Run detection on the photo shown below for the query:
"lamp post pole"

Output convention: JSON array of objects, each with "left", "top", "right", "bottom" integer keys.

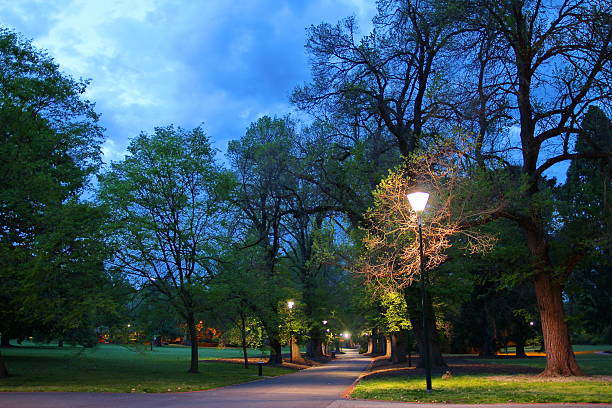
[
  {"left": 417, "top": 214, "right": 432, "bottom": 391},
  {"left": 287, "top": 301, "right": 294, "bottom": 363},
  {"left": 408, "top": 191, "right": 432, "bottom": 392},
  {"left": 322, "top": 320, "right": 328, "bottom": 356}
]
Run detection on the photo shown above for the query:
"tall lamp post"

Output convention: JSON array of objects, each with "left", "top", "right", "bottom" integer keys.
[
  {"left": 322, "top": 320, "right": 328, "bottom": 356},
  {"left": 407, "top": 190, "right": 432, "bottom": 392},
  {"left": 287, "top": 301, "right": 294, "bottom": 363}
]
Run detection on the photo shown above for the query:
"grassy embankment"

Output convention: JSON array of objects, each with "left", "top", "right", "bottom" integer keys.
[
  {"left": 0, "top": 342, "right": 293, "bottom": 393},
  {"left": 351, "top": 345, "right": 612, "bottom": 404}
]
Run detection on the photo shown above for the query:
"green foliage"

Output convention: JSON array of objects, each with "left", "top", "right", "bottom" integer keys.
[
  {"left": 22, "top": 201, "right": 114, "bottom": 346},
  {"left": 379, "top": 291, "right": 410, "bottom": 333},
  {"left": 220, "top": 317, "right": 265, "bottom": 350},
  {"left": 99, "top": 124, "right": 230, "bottom": 372},
  {"left": 556, "top": 106, "right": 612, "bottom": 343},
  {"left": 0, "top": 27, "right": 108, "bottom": 346},
  {"left": 99, "top": 124, "right": 228, "bottom": 315}
]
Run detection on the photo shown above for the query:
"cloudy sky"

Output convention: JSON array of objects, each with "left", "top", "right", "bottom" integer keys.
[{"left": 1, "top": 0, "right": 376, "bottom": 163}]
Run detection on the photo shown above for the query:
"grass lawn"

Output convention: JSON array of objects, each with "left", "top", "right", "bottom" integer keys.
[
  {"left": 480, "top": 345, "right": 612, "bottom": 375},
  {"left": 351, "top": 347, "right": 612, "bottom": 404},
  {"left": 0, "top": 343, "right": 293, "bottom": 393}
]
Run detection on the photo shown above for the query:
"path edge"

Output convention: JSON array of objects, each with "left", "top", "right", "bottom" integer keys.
[{"left": 341, "top": 354, "right": 376, "bottom": 399}]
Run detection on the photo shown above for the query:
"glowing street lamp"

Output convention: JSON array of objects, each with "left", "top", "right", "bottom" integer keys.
[
  {"left": 407, "top": 190, "right": 432, "bottom": 392},
  {"left": 287, "top": 301, "right": 294, "bottom": 363}
]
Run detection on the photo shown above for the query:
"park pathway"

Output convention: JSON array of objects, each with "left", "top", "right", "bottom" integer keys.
[
  {"left": 0, "top": 349, "right": 371, "bottom": 408},
  {"left": 2, "top": 350, "right": 611, "bottom": 408}
]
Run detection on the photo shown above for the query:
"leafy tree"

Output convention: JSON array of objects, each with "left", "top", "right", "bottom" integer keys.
[
  {"left": 227, "top": 116, "right": 297, "bottom": 364},
  {"left": 99, "top": 125, "right": 229, "bottom": 373},
  {"left": 0, "top": 28, "right": 104, "bottom": 376},
  {"left": 131, "top": 286, "right": 184, "bottom": 347},
  {"left": 359, "top": 139, "right": 502, "bottom": 365},
  {"left": 557, "top": 106, "right": 612, "bottom": 343},
  {"left": 293, "top": 0, "right": 468, "bottom": 157},
  {"left": 462, "top": 0, "right": 611, "bottom": 376},
  {"left": 206, "top": 244, "right": 271, "bottom": 368},
  {"left": 22, "top": 202, "right": 112, "bottom": 347},
  {"left": 292, "top": 1, "right": 471, "bottom": 367},
  {"left": 379, "top": 291, "right": 411, "bottom": 363}
]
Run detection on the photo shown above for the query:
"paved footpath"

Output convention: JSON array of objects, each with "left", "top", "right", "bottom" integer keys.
[
  {"left": 0, "top": 349, "right": 368, "bottom": 408},
  {"left": 1, "top": 350, "right": 610, "bottom": 408}
]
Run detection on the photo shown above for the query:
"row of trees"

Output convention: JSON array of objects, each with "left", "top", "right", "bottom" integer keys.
[
  {"left": 1, "top": 0, "right": 609, "bottom": 378},
  {"left": 291, "top": 0, "right": 610, "bottom": 376}
]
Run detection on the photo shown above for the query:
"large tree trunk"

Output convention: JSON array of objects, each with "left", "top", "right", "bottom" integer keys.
[
  {"left": 405, "top": 288, "right": 447, "bottom": 367},
  {"left": 366, "top": 335, "right": 373, "bottom": 354},
  {"left": 525, "top": 227, "right": 582, "bottom": 376},
  {"left": 186, "top": 314, "right": 199, "bottom": 373},
  {"left": 240, "top": 313, "right": 249, "bottom": 368},
  {"left": 0, "top": 335, "right": 10, "bottom": 348},
  {"left": 371, "top": 328, "right": 382, "bottom": 354},
  {"left": 306, "top": 332, "right": 324, "bottom": 359},
  {"left": 533, "top": 272, "right": 583, "bottom": 376},
  {"left": 478, "top": 305, "right": 497, "bottom": 357},
  {"left": 390, "top": 332, "right": 407, "bottom": 364},
  {"left": 384, "top": 336, "right": 392, "bottom": 359},
  {"left": 291, "top": 337, "right": 304, "bottom": 363},
  {"left": 0, "top": 352, "right": 7, "bottom": 378},
  {"left": 514, "top": 319, "right": 528, "bottom": 358},
  {"left": 515, "top": 339, "right": 527, "bottom": 358},
  {"left": 268, "top": 337, "right": 283, "bottom": 364}
]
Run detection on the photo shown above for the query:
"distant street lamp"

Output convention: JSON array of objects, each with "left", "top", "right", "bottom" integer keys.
[
  {"left": 343, "top": 332, "right": 351, "bottom": 348},
  {"left": 407, "top": 190, "right": 432, "bottom": 392},
  {"left": 287, "top": 301, "right": 294, "bottom": 363},
  {"left": 322, "top": 320, "right": 328, "bottom": 355}
]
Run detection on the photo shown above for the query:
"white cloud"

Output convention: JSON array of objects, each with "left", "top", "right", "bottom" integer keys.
[
  {"left": 101, "top": 138, "right": 127, "bottom": 163},
  {"left": 2, "top": 0, "right": 378, "bottom": 157}
]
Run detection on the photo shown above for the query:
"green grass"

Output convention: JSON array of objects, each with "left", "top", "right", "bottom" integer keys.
[
  {"left": 0, "top": 343, "right": 293, "bottom": 393},
  {"left": 352, "top": 375, "right": 611, "bottom": 404},
  {"left": 573, "top": 344, "right": 612, "bottom": 352},
  {"left": 351, "top": 350, "right": 612, "bottom": 404},
  {"left": 479, "top": 347, "right": 612, "bottom": 375}
]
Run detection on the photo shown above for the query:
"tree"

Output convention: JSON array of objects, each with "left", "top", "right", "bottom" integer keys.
[
  {"left": 557, "top": 106, "right": 611, "bottom": 343},
  {"left": 227, "top": 116, "right": 297, "bottom": 364},
  {"left": 99, "top": 125, "right": 229, "bottom": 373},
  {"left": 360, "top": 139, "right": 501, "bottom": 365},
  {"left": 0, "top": 27, "right": 104, "bottom": 361},
  {"left": 292, "top": 0, "right": 471, "bottom": 366},
  {"left": 0, "top": 350, "right": 6, "bottom": 378},
  {"left": 131, "top": 286, "right": 184, "bottom": 347},
  {"left": 206, "top": 245, "right": 270, "bottom": 368},
  {"left": 293, "top": 0, "right": 468, "bottom": 157},
  {"left": 22, "top": 202, "right": 112, "bottom": 347},
  {"left": 463, "top": 0, "right": 611, "bottom": 376}
]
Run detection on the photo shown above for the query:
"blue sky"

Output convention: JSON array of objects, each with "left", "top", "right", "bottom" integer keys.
[{"left": 1, "top": 0, "right": 376, "bottom": 163}]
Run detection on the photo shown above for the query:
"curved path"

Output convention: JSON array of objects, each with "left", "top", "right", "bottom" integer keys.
[
  {"left": 0, "top": 349, "right": 370, "bottom": 408},
  {"left": 2, "top": 350, "right": 611, "bottom": 408}
]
